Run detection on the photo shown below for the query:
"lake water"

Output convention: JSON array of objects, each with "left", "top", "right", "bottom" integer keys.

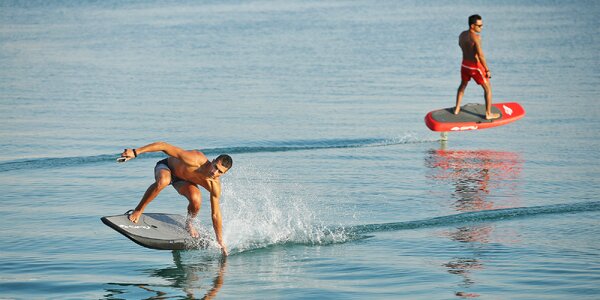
[{"left": 1, "top": 1, "right": 599, "bottom": 299}]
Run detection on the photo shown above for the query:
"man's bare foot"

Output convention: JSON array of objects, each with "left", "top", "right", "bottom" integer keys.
[
  {"left": 186, "top": 222, "right": 200, "bottom": 238},
  {"left": 486, "top": 112, "right": 500, "bottom": 120},
  {"left": 454, "top": 107, "right": 461, "bottom": 115},
  {"left": 129, "top": 210, "right": 142, "bottom": 223}
]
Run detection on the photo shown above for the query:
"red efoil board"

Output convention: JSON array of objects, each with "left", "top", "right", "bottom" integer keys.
[{"left": 425, "top": 102, "right": 525, "bottom": 132}]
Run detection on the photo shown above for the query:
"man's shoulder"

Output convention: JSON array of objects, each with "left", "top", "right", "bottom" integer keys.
[
  {"left": 207, "top": 178, "right": 222, "bottom": 195},
  {"left": 459, "top": 30, "right": 470, "bottom": 37},
  {"left": 190, "top": 149, "right": 207, "bottom": 156},
  {"left": 189, "top": 149, "right": 209, "bottom": 162},
  {"left": 468, "top": 30, "right": 480, "bottom": 40}
]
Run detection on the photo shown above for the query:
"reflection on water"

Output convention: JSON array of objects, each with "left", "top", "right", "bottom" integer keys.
[
  {"left": 447, "top": 226, "right": 494, "bottom": 244},
  {"left": 444, "top": 256, "right": 484, "bottom": 295},
  {"left": 426, "top": 147, "right": 523, "bottom": 211},
  {"left": 425, "top": 146, "right": 523, "bottom": 298},
  {"left": 105, "top": 251, "right": 226, "bottom": 299}
]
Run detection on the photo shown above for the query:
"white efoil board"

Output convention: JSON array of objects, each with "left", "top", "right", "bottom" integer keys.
[{"left": 101, "top": 212, "right": 208, "bottom": 250}]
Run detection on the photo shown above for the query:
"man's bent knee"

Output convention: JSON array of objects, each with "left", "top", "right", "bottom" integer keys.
[
  {"left": 187, "top": 197, "right": 201, "bottom": 215},
  {"left": 153, "top": 168, "right": 172, "bottom": 188},
  {"left": 188, "top": 191, "right": 202, "bottom": 208},
  {"left": 155, "top": 175, "right": 171, "bottom": 189},
  {"left": 178, "top": 185, "right": 202, "bottom": 213}
]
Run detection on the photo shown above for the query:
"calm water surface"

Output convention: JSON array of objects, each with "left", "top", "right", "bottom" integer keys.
[{"left": 1, "top": 1, "right": 599, "bottom": 299}]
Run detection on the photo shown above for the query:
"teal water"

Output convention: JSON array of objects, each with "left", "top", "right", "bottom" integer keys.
[{"left": 1, "top": 1, "right": 599, "bottom": 299}]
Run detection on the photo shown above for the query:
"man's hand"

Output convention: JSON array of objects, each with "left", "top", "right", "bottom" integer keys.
[
  {"left": 118, "top": 148, "right": 137, "bottom": 162},
  {"left": 117, "top": 149, "right": 136, "bottom": 162},
  {"left": 486, "top": 70, "right": 492, "bottom": 79},
  {"left": 220, "top": 243, "right": 228, "bottom": 256}
]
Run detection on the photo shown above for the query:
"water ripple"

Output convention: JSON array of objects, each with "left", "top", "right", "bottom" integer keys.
[{"left": 0, "top": 135, "right": 434, "bottom": 173}]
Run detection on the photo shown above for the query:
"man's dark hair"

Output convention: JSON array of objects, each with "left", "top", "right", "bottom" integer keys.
[
  {"left": 468, "top": 14, "right": 482, "bottom": 26},
  {"left": 216, "top": 154, "right": 233, "bottom": 169}
]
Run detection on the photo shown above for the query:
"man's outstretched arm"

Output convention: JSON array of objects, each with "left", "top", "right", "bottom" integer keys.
[{"left": 121, "top": 141, "right": 207, "bottom": 167}]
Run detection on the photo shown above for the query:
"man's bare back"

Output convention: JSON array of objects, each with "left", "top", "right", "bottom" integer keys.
[{"left": 459, "top": 30, "right": 480, "bottom": 63}]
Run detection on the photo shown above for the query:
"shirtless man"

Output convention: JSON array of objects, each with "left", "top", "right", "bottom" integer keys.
[
  {"left": 119, "top": 142, "right": 232, "bottom": 256},
  {"left": 455, "top": 14, "right": 500, "bottom": 120}
]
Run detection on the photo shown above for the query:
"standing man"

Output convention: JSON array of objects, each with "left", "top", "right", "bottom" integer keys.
[
  {"left": 454, "top": 14, "right": 500, "bottom": 120},
  {"left": 120, "top": 141, "right": 232, "bottom": 256}
]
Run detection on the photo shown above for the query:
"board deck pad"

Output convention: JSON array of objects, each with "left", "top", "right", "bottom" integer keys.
[
  {"left": 101, "top": 212, "right": 209, "bottom": 250},
  {"left": 424, "top": 102, "right": 525, "bottom": 132},
  {"left": 431, "top": 104, "right": 501, "bottom": 123}
]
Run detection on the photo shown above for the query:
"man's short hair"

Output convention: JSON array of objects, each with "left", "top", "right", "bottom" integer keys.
[
  {"left": 468, "top": 14, "right": 482, "bottom": 26},
  {"left": 216, "top": 154, "right": 233, "bottom": 169}
]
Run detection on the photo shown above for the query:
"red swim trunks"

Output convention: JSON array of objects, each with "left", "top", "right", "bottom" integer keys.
[{"left": 461, "top": 60, "right": 488, "bottom": 85}]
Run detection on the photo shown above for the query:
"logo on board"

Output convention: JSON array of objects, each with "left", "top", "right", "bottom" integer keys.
[
  {"left": 503, "top": 105, "right": 513, "bottom": 116},
  {"left": 119, "top": 224, "right": 151, "bottom": 230},
  {"left": 451, "top": 126, "right": 478, "bottom": 131}
]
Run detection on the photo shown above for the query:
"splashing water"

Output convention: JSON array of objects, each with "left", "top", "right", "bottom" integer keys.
[{"left": 219, "top": 164, "right": 353, "bottom": 254}]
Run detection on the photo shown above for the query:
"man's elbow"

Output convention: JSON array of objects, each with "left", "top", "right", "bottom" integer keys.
[{"left": 150, "top": 141, "right": 168, "bottom": 150}]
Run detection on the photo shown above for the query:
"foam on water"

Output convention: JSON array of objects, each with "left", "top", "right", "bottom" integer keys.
[{"left": 219, "top": 164, "right": 353, "bottom": 254}]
